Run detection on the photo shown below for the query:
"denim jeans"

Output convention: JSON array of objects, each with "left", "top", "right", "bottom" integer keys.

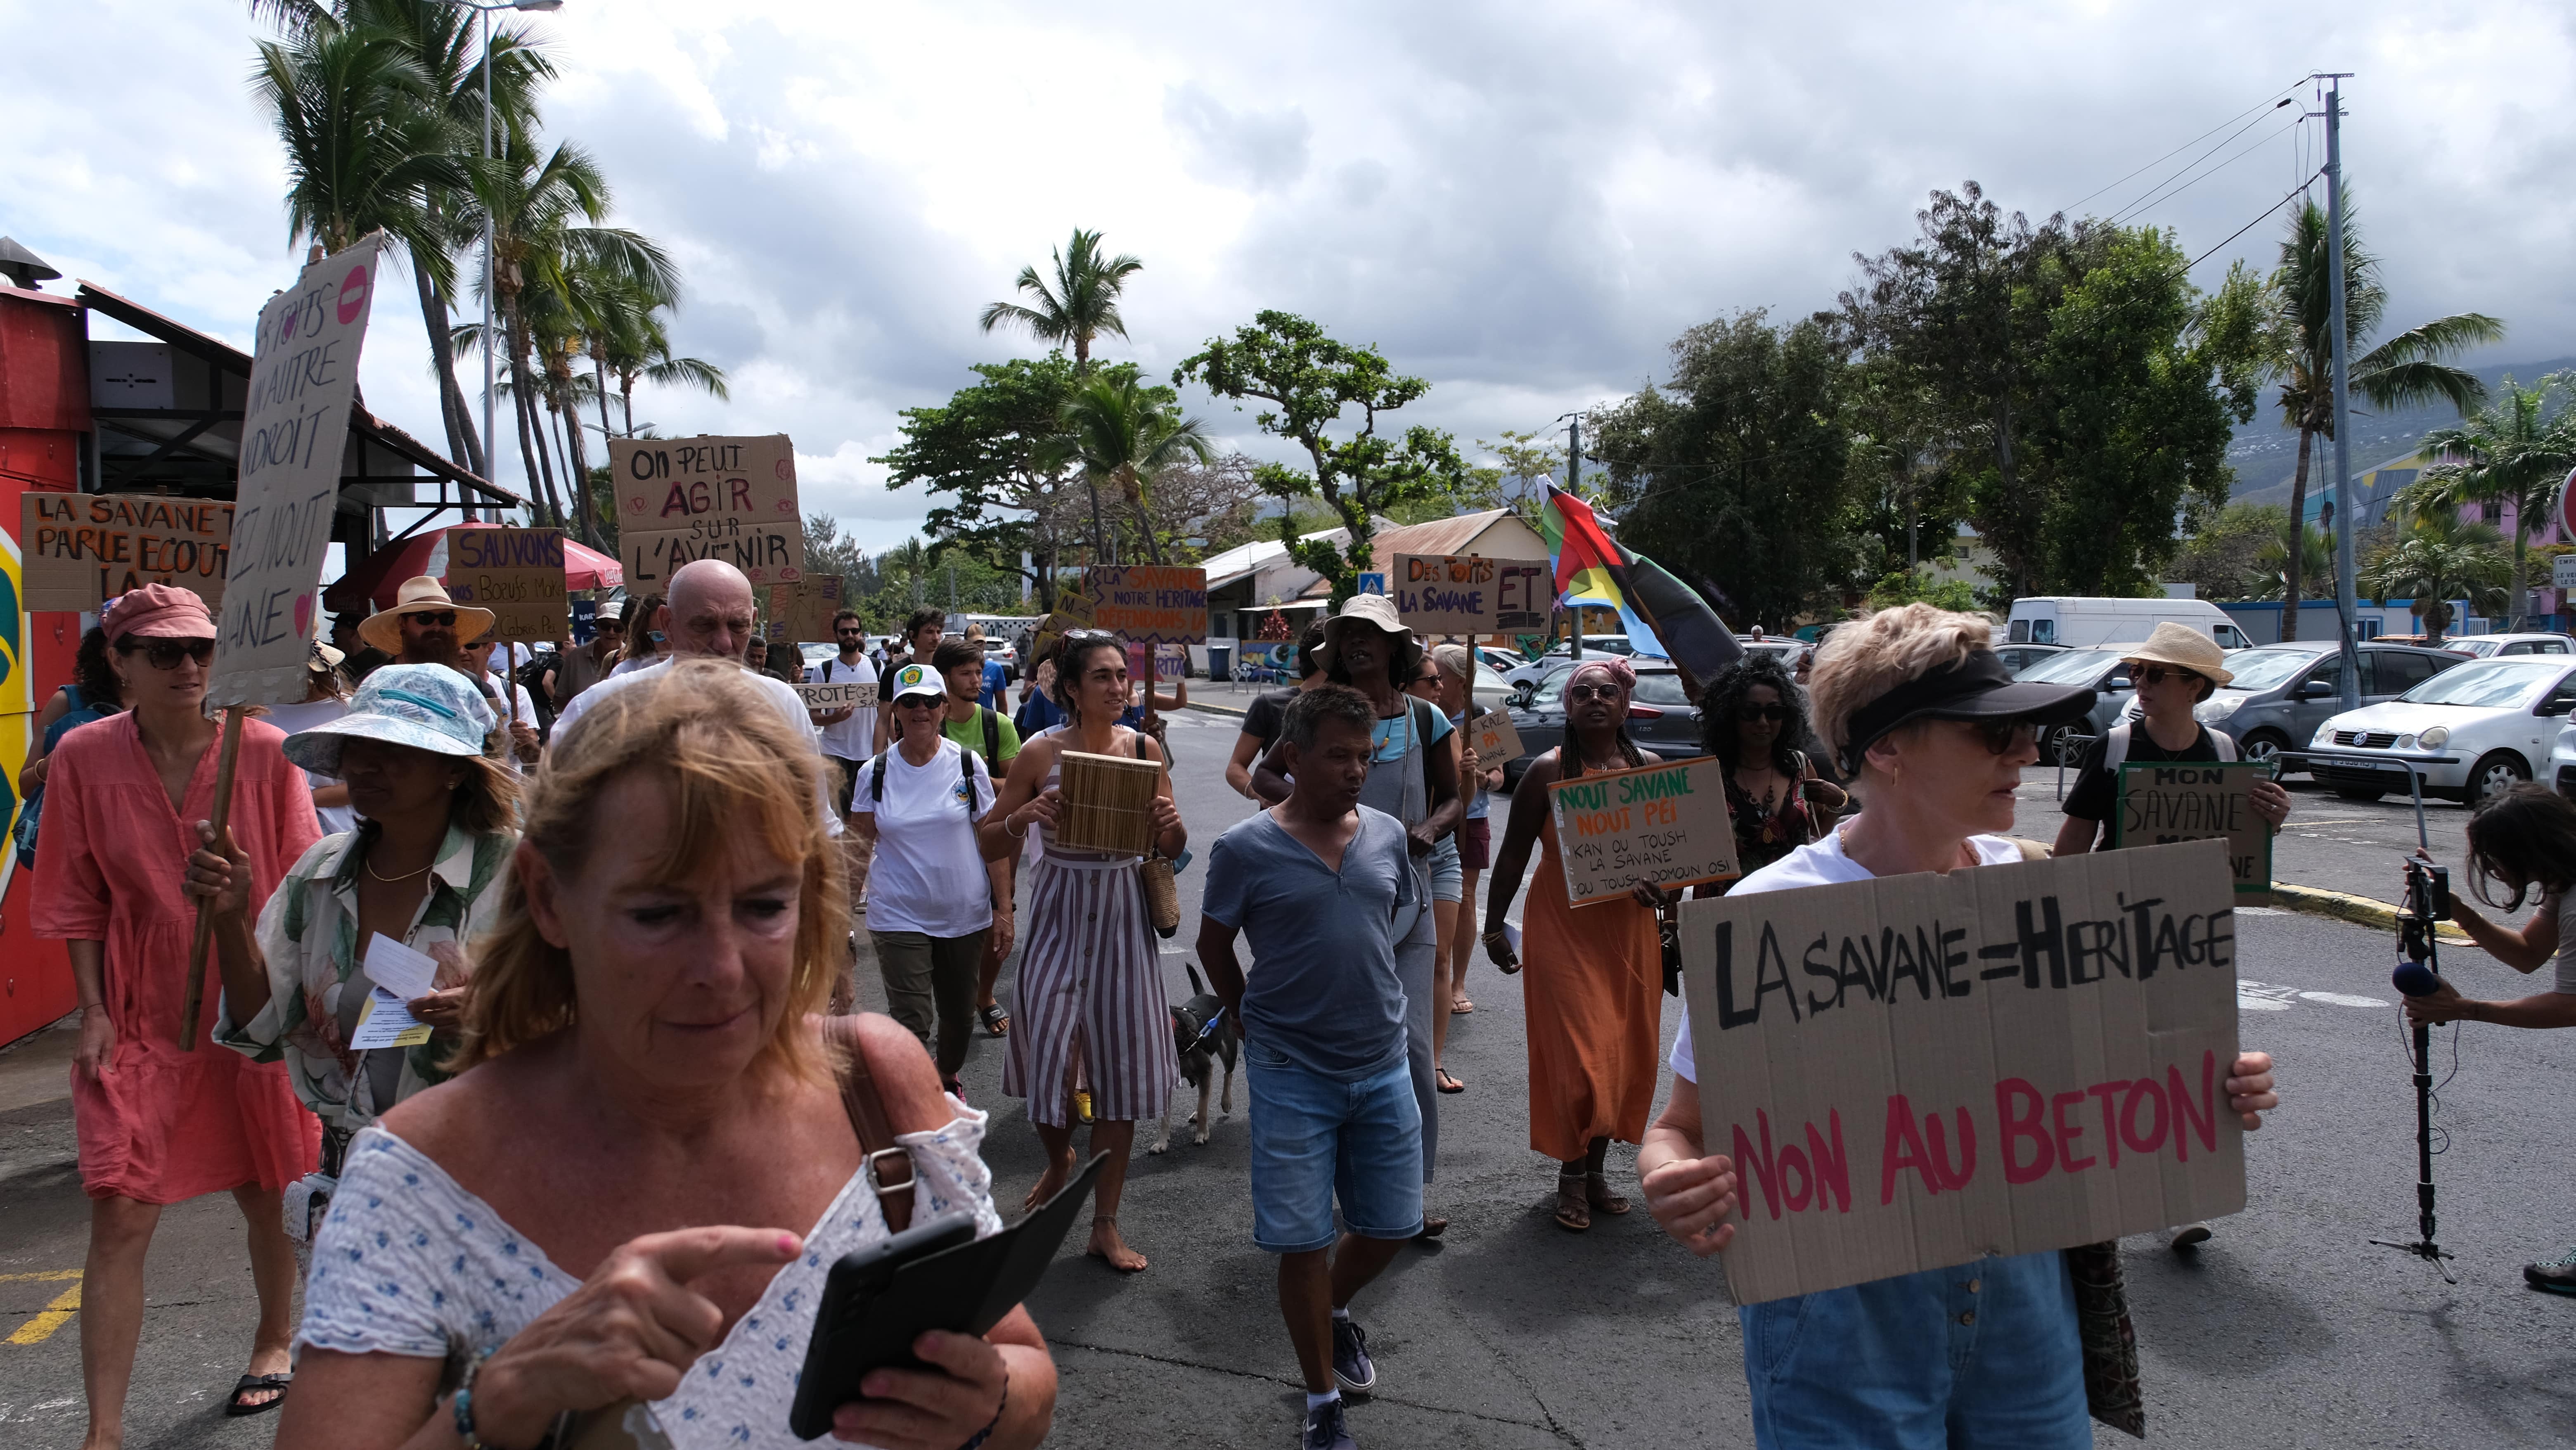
[
  {"left": 1737, "top": 1249, "right": 2089, "bottom": 1449},
  {"left": 1243, "top": 1039, "right": 1422, "bottom": 1253}
]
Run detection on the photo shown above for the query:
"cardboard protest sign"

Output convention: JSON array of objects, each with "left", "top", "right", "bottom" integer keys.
[
  {"left": 1548, "top": 756, "right": 1740, "bottom": 905},
  {"left": 440, "top": 527, "right": 568, "bottom": 643},
  {"left": 2112, "top": 762, "right": 2275, "bottom": 905},
  {"left": 795, "top": 679, "right": 877, "bottom": 712},
  {"left": 1394, "top": 553, "right": 1549, "bottom": 636},
  {"left": 608, "top": 434, "right": 805, "bottom": 590},
  {"left": 209, "top": 235, "right": 386, "bottom": 708},
  {"left": 1466, "top": 709, "right": 1524, "bottom": 771},
  {"left": 1676, "top": 838, "right": 2246, "bottom": 1305},
  {"left": 768, "top": 575, "right": 845, "bottom": 643},
  {"left": 1083, "top": 565, "right": 1208, "bottom": 644},
  {"left": 23, "top": 494, "right": 234, "bottom": 612}
]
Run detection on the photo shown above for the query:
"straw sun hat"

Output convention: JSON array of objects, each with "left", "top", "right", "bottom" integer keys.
[
  {"left": 358, "top": 574, "right": 495, "bottom": 654},
  {"left": 2120, "top": 621, "right": 2234, "bottom": 687}
]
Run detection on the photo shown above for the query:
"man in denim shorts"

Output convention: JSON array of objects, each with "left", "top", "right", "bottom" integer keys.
[{"left": 1199, "top": 685, "right": 1421, "bottom": 1450}]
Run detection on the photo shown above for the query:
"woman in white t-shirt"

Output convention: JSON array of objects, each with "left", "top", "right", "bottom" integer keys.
[{"left": 855, "top": 663, "right": 1004, "bottom": 1096}]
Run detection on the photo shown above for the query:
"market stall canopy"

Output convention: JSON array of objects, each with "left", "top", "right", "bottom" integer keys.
[{"left": 325, "top": 524, "right": 620, "bottom": 614}]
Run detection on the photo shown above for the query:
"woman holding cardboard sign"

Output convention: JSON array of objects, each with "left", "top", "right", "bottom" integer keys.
[
  {"left": 1482, "top": 656, "right": 1667, "bottom": 1233},
  {"left": 978, "top": 631, "right": 1186, "bottom": 1273},
  {"left": 1636, "top": 604, "right": 2282, "bottom": 1448}
]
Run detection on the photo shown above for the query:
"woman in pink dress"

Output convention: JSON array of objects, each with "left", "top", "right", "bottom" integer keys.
[{"left": 33, "top": 583, "right": 322, "bottom": 1438}]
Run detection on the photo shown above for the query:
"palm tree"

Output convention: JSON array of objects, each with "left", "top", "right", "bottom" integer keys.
[
  {"left": 979, "top": 229, "right": 1142, "bottom": 372},
  {"left": 576, "top": 270, "right": 727, "bottom": 442},
  {"left": 2254, "top": 517, "right": 2332, "bottom": 602},
  {"left": 2263, "top": 191, "right": 2505, "bottom": 638},
  {"left": 1054, "top": 374, "right": 1214, "bottom": 565},
  {"left": 2401, "top": 374, "right": 2576, "bottom": 628},
  {"left": 2361, "top": 505, "right": 2511, "bottom": 644}
]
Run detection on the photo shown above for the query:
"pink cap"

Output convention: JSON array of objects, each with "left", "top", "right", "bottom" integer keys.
[{"left": 101, "top": 583, "right": 214, "bottom": 642}]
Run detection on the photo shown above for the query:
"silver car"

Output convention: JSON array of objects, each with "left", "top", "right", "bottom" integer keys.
[{"left": 2190, "top": 640, "right": 2464, "bottom": 773}]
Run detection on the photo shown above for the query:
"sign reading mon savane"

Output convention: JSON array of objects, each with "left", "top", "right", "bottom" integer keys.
[
  {"left": 209, "top": 235, "right": 385, "bottom": 708},
  {"left": 441, "top": 527, "right": 568, "bottom": 642},
  {"left": 2112, "top": 762, "right": 2274, "bottom": 905},
  {"left": 1676, "top": 838, "right": 2246, "bottom": 1304},
  {"left": 1393, "top": 553, "right": 1548, "bottom": 636},
  {"left": 609, "top": 434, "right": 805, "bottom": 589},
  {"left": 22, "top": 493, "right": 234, "bottom": 612},
  {"left": 1548, "top": 756, "right": 1740, "bottom": 905}
]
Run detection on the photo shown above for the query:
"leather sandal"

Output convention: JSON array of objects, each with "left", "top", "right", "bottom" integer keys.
[
  {"left": 1553, "top": 1170, "right": 1590, "bottom": 1232},
  {"left": 1585, "top": 1170, "right": 1631, "bottom": 1215}
]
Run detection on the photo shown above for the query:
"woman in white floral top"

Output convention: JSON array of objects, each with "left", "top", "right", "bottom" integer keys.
[
  {"left": 208, "top": 664, "right": 520, "bottom": 1150},
  {"left": 237, "top": 660, "right": 1057, "bottom": 1450}
]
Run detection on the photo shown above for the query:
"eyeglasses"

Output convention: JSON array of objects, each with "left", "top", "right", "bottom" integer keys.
[
  {"left": 128, "top": 637, "right": 217, "bottom": 670},
  {"left": 406, "top": 611, "right": 458, "bottom": 628},
  {"left": 1566, "top": 683, "right": 1625, "bottom": 703},
  {"left": 836, "top": 626, "right": 866, "bottom": 636},
  {"left": 1737, "top": 703, "right": 1791, "bottom": 723},
  {"left": 2134, "top": 664, "right": 2204, "bottom": 687},
  {"left": 597, "top": 620, "right": 625, "bottom": 632}
]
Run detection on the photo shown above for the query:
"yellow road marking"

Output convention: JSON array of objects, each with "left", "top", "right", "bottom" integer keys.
[
  {"left": 0, "top": 1270, "right": 83, "bottom": 1283},
  {"left": 8, "top": 1283, "right": 81, "bottom": 1345}
]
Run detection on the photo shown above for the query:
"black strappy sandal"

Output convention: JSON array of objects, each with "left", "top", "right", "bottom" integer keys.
[{"left": 225, "top": 1372, "right": 291, "bottom": 1417}]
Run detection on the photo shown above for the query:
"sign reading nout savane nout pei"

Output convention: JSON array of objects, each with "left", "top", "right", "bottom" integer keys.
[
  {"left": 1548, "top": 756, "right": 1740, "bottom": 905},
  {"left": 609, "top": 434, "right": 805, "bottom": 589},
  {"left": 1676, "top": 838, "right": 2246, "bottom": 1305}
]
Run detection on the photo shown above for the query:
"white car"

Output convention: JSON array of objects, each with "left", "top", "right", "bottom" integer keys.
[
  {"left": 2306, "top": 657, "right": 2576, "bottom": 804},
  {"left": 2445, "top": 632, "right": 2574, "bottom": 659}
]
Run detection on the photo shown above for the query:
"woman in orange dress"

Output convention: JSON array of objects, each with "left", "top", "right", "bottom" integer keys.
[
  {"left": 1480, "top": 657, "right": 1666, "bottom": 1232},
  {"left": 33, "top": 584, "right": 322, "bottom": 1434}
]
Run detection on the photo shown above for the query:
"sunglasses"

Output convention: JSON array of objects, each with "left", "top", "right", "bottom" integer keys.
[
  {"left": 597, "top": 618, "right": 626, "bottom": 631},
  {"left": 1958, "top": 716, "right": 2042, "bottom": 756},
  {"left": 405, "top": 611, "right": 459, "bottom": 628},
  {"left": 1060, "top": 628, "right": 1116, "bottom": 642},
  {"left": 1566, "top": 683, "right": 1625, "bottom": 703},
  {"left": 1737, "top": 703, "right": 1791, "bottom": 723},
  {"left": 836, "top": 627, "right": 866, "bottom": 635},
  {"left": 126, "top": 637, "right": 217, "bottom": 670},
  {"left": 2133, "top": 664, "right": 2205, "bottom": 687}
]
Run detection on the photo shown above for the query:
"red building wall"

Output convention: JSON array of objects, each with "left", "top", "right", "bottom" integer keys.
[{"left": 0, "top": 284, "right": 91, "bottom": 1047}]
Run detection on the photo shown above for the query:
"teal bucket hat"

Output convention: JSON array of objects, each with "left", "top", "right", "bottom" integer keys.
[{"left": 281, "top": 663, "right": 497, "bottom": 777}]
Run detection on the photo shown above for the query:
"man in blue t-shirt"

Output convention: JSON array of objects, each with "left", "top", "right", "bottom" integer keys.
[{"left": 1199, "top": 684, "right": 1419, "bottom": 1450}]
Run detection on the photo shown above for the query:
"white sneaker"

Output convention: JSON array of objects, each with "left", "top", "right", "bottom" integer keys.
[{"left": 2168, "top": 1222, "right": 2211, "bottom": 1251}]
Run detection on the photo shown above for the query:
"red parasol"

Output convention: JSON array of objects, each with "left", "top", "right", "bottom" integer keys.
[{"left": 324, "top": 526, "right": 622, "bottom": 616}]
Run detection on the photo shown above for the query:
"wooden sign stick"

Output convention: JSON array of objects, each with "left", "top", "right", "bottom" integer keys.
[{"left": 179, "top": 706, "right": 246, "bottom": 1051}]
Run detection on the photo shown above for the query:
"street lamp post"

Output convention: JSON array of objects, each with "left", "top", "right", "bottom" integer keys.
[{"left": 455, "top": 0, "right": 561, "bottom": 525}]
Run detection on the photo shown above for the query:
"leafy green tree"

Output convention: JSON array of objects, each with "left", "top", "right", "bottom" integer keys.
[
  {"left": 979, "top": 228, "right": 1142, "bottom": 372},
  {"left": 876, "top": 355, "right": 1095, "bottom": 609},
  {"left": 2261, "top": 192, "right": 2504, "bottom": 637},
  {"left": 2171, "top": 502, "right": 2290, "bottom": 601},
  {"left": 2361, "top": 504, "right": 2510, "bottom": 643},
  {"left": 1586, "top": 310, "right": 1860, "bottom": 628},
  {"left": 1838, "top": 355, "right": 1966, "bottom": 578},
  {"left": 1866, "top": 569, "right": 1979, "bottom": 613},
  {"left": 2254, "top": 515, "right": 2332, "bottom": 601},
  {"left": 1174, "top": 311, "right": 1470, "bottom": 604},
  {"left": 1054, "top": 372, "right": 1214, "bottom": 566},
  {"left": 2401, "top": 374, "right": 2576, "bottom": 627}
]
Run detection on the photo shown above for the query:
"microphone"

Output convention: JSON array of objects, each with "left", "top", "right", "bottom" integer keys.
[{"left": 2391, "top": 959, "right": 2441, "bottom": 997}]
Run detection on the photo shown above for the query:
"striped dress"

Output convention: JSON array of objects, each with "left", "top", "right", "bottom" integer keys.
[{"left": 1001, "top": 728, "right": 1176, "bottom": 1127}]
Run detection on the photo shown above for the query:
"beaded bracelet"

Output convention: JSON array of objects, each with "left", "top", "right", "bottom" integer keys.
[
  {"left": 958, "top": 1374, "right": 1010, "bottom": 1450},
  {"left": 452, "top": 1348, "right": 496, "bottom": 1449}
]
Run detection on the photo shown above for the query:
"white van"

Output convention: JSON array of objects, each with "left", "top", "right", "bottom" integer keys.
[{"left": 2005, "top": 597, "right": 2253, "bottom": 651}]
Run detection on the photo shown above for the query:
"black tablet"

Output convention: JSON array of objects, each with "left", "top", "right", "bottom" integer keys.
[{"left": 787, "top": 1152, "right": 1108, "bottom": 1441}]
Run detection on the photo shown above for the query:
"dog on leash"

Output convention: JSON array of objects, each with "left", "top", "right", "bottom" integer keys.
[{"left": 1150, "top": 962, "right": 1239, "bottom": 1154}]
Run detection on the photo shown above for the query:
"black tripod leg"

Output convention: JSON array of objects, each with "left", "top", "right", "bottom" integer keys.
[{"left": 2413, "top": 1020, "right": 2437, "bottom": 1247}]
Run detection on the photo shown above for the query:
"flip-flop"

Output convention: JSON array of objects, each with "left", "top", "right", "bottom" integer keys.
[
  {"left": 980, "top": 1004, "right": 1010, "bottom": 1037},
  {"left": 1435, "top": 1068, "right": 1466, "bottom": 1094},
  {"left": 1450, "top": 999, "right": 1475, "bottom": 1014},
  {"left": 225, "top": 1372, "right": 292, "bottom": 1417}
]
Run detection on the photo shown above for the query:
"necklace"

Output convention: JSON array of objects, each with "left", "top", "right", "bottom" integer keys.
[{"left": 364, "top": 851, "right": 436, "bottom": 884}]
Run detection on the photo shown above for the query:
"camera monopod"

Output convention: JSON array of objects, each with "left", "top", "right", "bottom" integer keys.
[{"left": 2287, "top": 748, "right": 2457, "bottom": 1281}]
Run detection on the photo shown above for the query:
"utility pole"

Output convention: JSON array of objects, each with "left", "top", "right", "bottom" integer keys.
[
  {"left": 2322, "top": 73, "right": 2361, "bottom": 711},
  {"left": 1558, "top": 411, "right": 1586, "bottom": 660}
]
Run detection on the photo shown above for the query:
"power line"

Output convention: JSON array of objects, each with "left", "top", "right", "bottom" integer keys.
[
  {"left": 2112, "top": 109, "right": 2304, "bottom": 226},
  {"left": 2059, "top": 78, "right": 2309, "bottom": 215},
  {"left": 2183, "top": 167, "right": 2325, "bottom": 272}
]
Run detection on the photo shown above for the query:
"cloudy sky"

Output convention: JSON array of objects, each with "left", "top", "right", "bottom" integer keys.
[{"left": 5, "top": 1, "right": 2571, "bottom": 551}]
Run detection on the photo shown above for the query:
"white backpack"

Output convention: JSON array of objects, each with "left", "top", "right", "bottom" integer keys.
[{"left": 2103, "top": 720, "right": 2236, "bottom": 771}]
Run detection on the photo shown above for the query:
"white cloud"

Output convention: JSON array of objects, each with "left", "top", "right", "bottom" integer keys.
[{"left": 5, "top": 0, "right": 2571, "bottom": 558}]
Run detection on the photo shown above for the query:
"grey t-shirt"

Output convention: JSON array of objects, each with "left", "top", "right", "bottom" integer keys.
[{"left": 1201, "top": 805, "right": 1415, "bottom": 1081}]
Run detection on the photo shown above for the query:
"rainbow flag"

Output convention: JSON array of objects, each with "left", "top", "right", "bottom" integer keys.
[{"left": 1537, "top": 483, "right": 1740, "bottom": 687}]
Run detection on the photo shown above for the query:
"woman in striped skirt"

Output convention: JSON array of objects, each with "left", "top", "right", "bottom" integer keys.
[{"left": 979, "top": 631, "right": 1187, "bottom": 1272}]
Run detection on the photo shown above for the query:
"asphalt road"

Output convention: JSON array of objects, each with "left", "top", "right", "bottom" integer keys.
[{"left": 3, "top": 706, "right": 2571, "bottom": 1448}]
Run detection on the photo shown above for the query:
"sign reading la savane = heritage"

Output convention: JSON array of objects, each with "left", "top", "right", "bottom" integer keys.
[
  {"left": 609, "top": 434, "right": 805, "bottom": 589},
  {"left": 1676, "top": 838, "right": 2247, "bottom": 1305},
  {"left": 1548, "top": 756, "right": 1740, "bottom": 906},
  {"left": 22, "top": 493, "right": 234, "bottom": 612},
  {"left": 1393, "top": 553, "right": 1549, "bottom": 636}
]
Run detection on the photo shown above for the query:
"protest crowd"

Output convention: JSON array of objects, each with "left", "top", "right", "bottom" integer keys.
[{"left": 45, "top": 543, "right": 2428, "bottom": 1450}]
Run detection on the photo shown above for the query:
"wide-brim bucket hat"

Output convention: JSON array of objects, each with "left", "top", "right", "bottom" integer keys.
[
  {"left": 2120, "top": 621, "right": 2235, "bottom": 687},
  {"left": 1317, "top": 592, "right": 1424, "bottom": 680},
  {"left": 282, "top": 663, "right": 497, "bottom": 777},
  {"left": 358, "top": 574, "right": 495, "bottom": 654}
]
